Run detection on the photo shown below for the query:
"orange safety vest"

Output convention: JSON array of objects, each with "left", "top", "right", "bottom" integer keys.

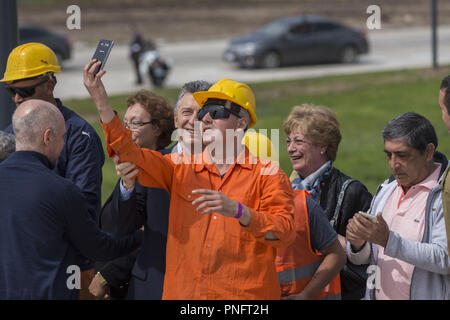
[{"left": 275, "top": 189, "right": 341, "bottom": 300}]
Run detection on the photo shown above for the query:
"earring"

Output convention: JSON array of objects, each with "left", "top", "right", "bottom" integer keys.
[{"left": 320, "top": 151, "right": 324, "bottom": 155}]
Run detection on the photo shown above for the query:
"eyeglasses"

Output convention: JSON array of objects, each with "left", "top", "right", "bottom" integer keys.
[
  {"left": 5, "top": 78, "right": 49, "bottom": 98},
  {"left": 197, "top": 104, "right": 242, "bottom": 121},
  {"left": 123, "top": 120, "right": 157, "bottom": 130},
  {"left": 286, "top": 138, "right": 312, "bottom": 147}
]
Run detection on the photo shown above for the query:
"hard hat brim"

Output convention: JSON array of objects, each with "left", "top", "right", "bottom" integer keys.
[{"left": 0, "top": 66, "right": 61, "bottom": 83}]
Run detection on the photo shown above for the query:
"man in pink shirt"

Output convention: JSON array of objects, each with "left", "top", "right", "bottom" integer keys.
[{"left": 346, "top": 112, "right": 450, "bottom": 300}]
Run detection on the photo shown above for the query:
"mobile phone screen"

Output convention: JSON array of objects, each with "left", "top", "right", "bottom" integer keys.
[
  {"left": 358, "top": 211, "right": 377, "bottom": 223},
  {"left": 92, "top": 40, "right": 114, "bottom": 75}
]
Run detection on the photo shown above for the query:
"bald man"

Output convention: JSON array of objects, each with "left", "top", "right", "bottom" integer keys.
[{"left": 0, "top": 99, "right": 142, "bottom": 300}]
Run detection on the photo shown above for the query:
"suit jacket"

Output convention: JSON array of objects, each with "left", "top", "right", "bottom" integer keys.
[
  {"left": 0, "top": 151, "right": 141, "bottom": 299},
  {"left": 95, "top": 146, "right": 173, "bottom": 299}
]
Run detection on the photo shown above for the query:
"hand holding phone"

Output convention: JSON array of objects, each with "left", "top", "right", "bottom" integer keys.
[
  {"left": 91, "top": 40, "right": 114, "bottom": 75},
  {"left": 357, "top": 211, "right": 378, "bottom": 223}
]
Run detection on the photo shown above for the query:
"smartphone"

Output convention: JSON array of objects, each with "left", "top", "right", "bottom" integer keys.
[
  {"left": 358, "top": 211, "right": 378, "bottom": 223},
  {"left": 91, "top": 39, "right": 114, "bottom": 75}
]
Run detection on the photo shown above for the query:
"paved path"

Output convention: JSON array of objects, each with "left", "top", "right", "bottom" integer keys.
[{"left": 54, "top": 25, "right": 450, "bottom": 100}]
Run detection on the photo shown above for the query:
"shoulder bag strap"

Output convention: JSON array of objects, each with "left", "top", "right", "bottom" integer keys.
[{"left": 330, "top": 178, "right": 355, "bottom": 229}]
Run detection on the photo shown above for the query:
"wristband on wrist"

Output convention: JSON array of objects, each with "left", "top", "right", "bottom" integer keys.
[{"left": 234, "top": 202, "right": 243, "bottom": 219}]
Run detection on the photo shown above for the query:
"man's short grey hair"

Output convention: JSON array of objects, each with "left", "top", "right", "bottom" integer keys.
[
  {"left": 0, "top": 131, "right": 15, "bottom": 162},
  {"left": 382, "top": 112, "right": 438, "bottom": 154},
  {"left": 174, "top": 80, "right": 212, "bottom": 114},
  {"left": 239, "top": 109, "right": 250, "bottom": 127},
  {"left": 12, "top": 101, "right": 61, "bottom": 148}
]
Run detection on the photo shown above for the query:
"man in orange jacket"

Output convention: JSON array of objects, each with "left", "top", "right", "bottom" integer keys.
[{"left": 83, "top": 59, "right": 295, "bottom": 300}]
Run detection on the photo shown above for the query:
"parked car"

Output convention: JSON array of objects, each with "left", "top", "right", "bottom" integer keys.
[
  {"left": 19, "top": 24, "right": 72, "bottom": 64},
  {"left": 223, "top": 15, "right": 369, "bottom": 68}
]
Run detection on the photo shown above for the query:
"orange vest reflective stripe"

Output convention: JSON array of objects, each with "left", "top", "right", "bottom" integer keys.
[{"left": 275, "top": 189, "right": 341, "bottom": 300}]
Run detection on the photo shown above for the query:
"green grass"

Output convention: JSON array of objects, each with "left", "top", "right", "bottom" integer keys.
[{"left": 65, "top": 66, "right": 450, "bottom": 204}]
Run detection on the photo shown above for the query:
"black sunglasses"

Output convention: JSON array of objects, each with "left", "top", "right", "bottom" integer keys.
[
  {"left": 197, "top": 100, "right": 243, "bottom": 121},
  {"left": 5, "top": 78, "right": 49, "bottom": 98}
]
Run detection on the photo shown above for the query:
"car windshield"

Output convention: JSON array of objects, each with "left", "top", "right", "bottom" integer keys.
[{"left": 255, "top": 20, "right": 290, "bottom": 37}]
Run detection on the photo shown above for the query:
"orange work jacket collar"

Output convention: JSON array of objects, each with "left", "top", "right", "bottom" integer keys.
[{"left": 193, "top": 147, "right": 254, "bottom": 173}]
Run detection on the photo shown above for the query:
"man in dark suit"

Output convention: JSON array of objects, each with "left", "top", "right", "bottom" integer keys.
[
  {"left": 0, "top": 99, "right": 141, "bottom": 299},
  {"left": 1, "top": 43, "right": 105, "bottom": 297}
]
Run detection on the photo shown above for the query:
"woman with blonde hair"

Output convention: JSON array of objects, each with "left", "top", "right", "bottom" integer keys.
[{"left": 281, "top": 104, "right": 372, "bottom": 300}]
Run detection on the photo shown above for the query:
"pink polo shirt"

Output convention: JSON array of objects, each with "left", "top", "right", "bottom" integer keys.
[{"left": 375, "top": 163, "right": 441, "bottom": 300}]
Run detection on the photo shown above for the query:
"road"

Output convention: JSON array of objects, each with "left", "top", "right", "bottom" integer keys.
[{"left": 55, "top": 25, "right": 450, "bottom": 100}]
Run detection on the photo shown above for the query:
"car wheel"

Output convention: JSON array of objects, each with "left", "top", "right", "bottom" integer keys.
[
  {"left": 261, "top": 51, "right": 281, "bottom": 68},
  {"left": 339, "top": 45, "right": 358, "bottom": 63},
  {"left": 241, "top": 56, "right": 257, "bottom": 69}
]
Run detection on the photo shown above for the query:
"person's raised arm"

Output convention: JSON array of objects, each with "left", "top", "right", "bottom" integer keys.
[
  {"left": 82, "top": 60, "right": 173, "bottom": 192},
  {"left": 83, "top": 59, "right": 115, "bottom": 124}
]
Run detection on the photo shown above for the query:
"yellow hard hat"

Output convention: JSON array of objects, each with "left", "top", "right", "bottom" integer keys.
[
  {"left": 193, "top": 78, "right": 258, "bottom": 127},
  {"left": 1, "top": 43, "right": 61, "bottom": 83},
  {"left": 242, "top": 131, "right": 278, "bottom": 162}
]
